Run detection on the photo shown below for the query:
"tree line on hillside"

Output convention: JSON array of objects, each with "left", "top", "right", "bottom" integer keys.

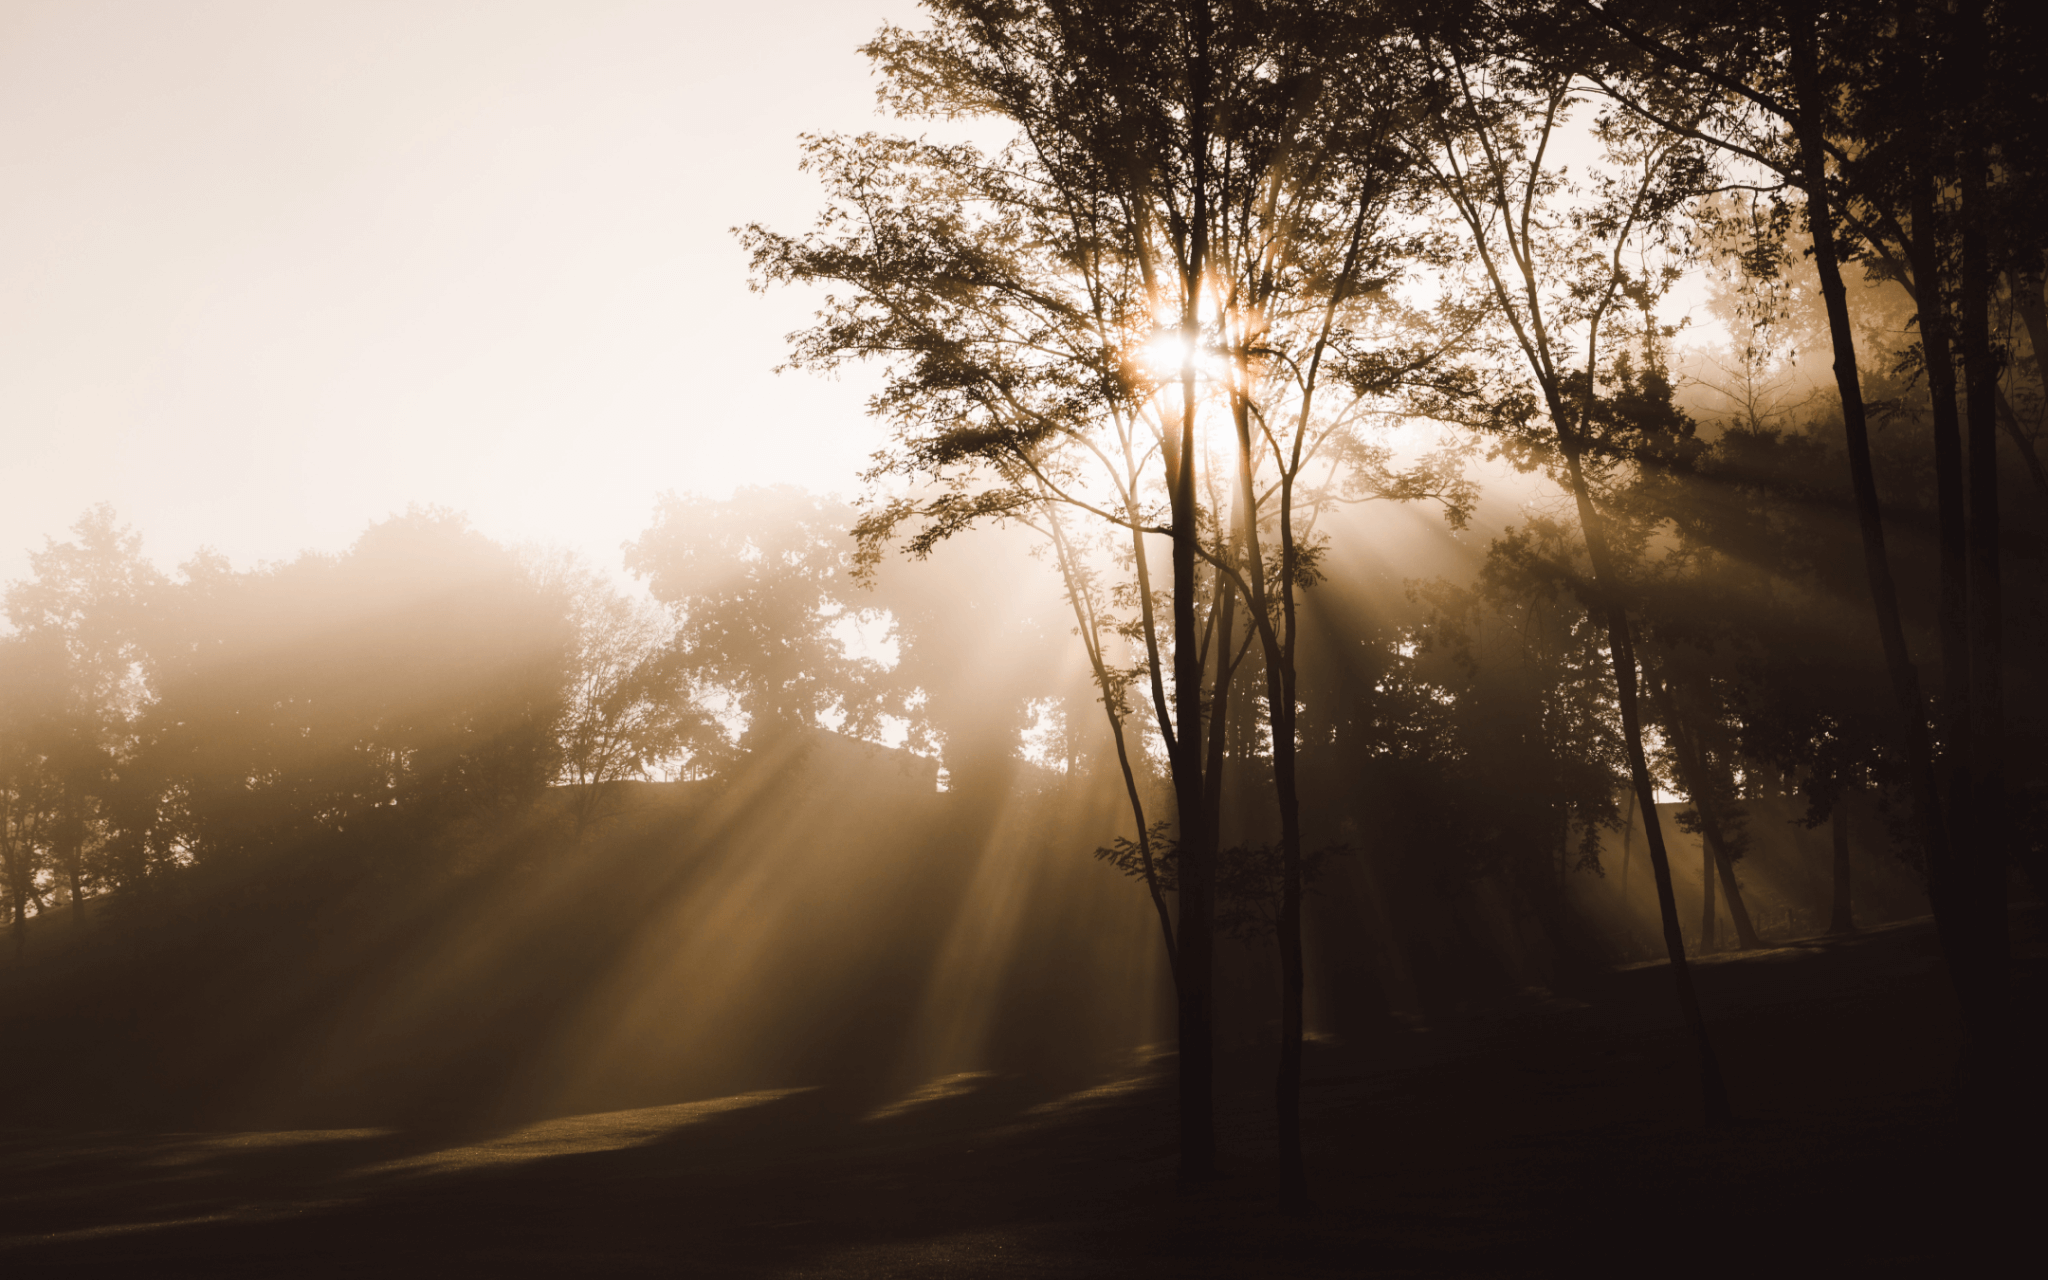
[{"left": 746, "top": 0, "right": 2047, "bottom": 1203}]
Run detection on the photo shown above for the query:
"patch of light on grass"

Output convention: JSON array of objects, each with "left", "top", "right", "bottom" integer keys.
[
  {"left": 1021, "top": 1075, "right": 1153, "bottom": 1118},
  {"left": 863, "top": 1071, "right": 995, "bottom": 1123},
  {"left": 352, "top": 1088, "right": 812, "bottom": 1180},
  {"left": 142, "top": 1127, "right": 395, "bottom": 1170}
]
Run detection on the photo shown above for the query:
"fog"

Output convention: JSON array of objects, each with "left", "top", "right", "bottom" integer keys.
[{"left": 2, "top": 2, "right": 2044, "bottom": 1275}]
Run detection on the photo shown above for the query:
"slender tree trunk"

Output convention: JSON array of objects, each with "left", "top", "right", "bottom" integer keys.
[
  {"left": 1169, "top": 0, "right": 1216, "bottom": 1182},
  {"left": 1264, "top": 561, "right": 1306, "bottom": 1210},
  {"left": 1272, "top": 730, "right": 1306, "bottom": 1209},
  {"left": 1619, "top": 786, "right": 1636, "bottom": 898},
  {"left": 1556, "top": 443, "right": 1730, "bottom": 1127},
  {"left": 1830, "top": 801, "right": 1856, "bottom": 935},
  {"left": 1225, "top": 382, "right": 1311, "bottom": 1208},
  {"left": 1679, "top": 720, "right": 1761, "bottom": 950},
  {"left": 1956, "top": 0, "right": 2010, "bottom": 1101},
  {"left": 1201, "top": 566, "right": 1238, "bottom": 844},
  {"left": 1045, "top": 504, "right": 1178, "bottom": 980},
  {"left": 1652, "top": 683, "right": 1763, "bottom": 952},
  {"left": 61, "top": 830, "right": 84, "bottom": 929},
  {"left": 1708, "top": 832, "right": 1758, "bottom": 949},
  {"left": 1428, "top": 48, "right": 1726, "bottom": 1126},
  {"left": 1905, "top": 123, "right": 1976, "bottom": 913},
  {"left": 1170, "top": 432, "right": 1215, "bottom": 1186},
  {"left": 1786, "top": 14, "right": 1956, "bottom": 964},
  {"left": 1700, "top": 839, "right": 1717, "bottom": 952}
]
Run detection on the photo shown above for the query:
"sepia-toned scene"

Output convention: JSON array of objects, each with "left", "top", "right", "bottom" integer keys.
[{"left": 2, "top": 1, "right": 2043, "bottom": 1274}]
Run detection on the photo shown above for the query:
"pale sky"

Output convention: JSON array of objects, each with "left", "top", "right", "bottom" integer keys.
[{"left": 0, "top": 0, "right": 905, "bottom": 585}]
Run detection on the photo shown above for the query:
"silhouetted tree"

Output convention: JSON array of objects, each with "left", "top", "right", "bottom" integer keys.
[
  {"left": 1406, "top": 12, "right": 1734, "bottom": 1122},
  {"left": 0, "top": 633, "right": 66, "bottom": 953},
  {"left": 540, "top": 558, "right": 720, "bottom": 841},
  {"left": 137, "top": 510, "right": 569, "bottom": 871},
  {"left": 625, "top": 488, "right": 905, "bottom": 767},
  {"left": 2, "top": 507, "right": 161, "bottom": 918},
  {"left": 751, "top": 1, "right": 1476, "bottom": 1193}
]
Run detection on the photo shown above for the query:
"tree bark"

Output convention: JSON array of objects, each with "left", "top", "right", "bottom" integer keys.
[
  {"left": 1903, "top": 97, "right": 1975, "bottom": 911},
  {"left": 1700, "top": 837, "right": 1717, "bottom": 952},
  {"left": 1619, "top": 786, "right": 1636, "bottom": 897},
  {"left": 1829, "top": 801, "right": 1856, "bottom": 935},
  {"left": 1168, "top": 0, "right": 1216, "bottom": 1183},
  {"left": 1955, "top": 0, "right": 2010, "bottom": 1101}
]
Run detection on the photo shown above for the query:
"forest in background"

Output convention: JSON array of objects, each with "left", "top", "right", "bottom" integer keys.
[{"left": 2, "top": 0, "right": 2045, "bottom": 1213}]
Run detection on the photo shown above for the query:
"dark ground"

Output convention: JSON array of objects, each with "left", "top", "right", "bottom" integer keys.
[{"left": 2, "top": 909, "right": 2042, "bottom": 1277}]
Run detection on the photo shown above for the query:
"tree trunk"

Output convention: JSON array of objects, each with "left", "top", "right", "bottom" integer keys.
[
  {"left": 1904, "top": 100, "right": 1976, "bottom": 922},
  {"left": 1786, "top": 13, "right": 1956, "bottom": 970},
  {"left": 1046, "top": 503, "right": 1179, "bottom": 981},
  {"left": 1230, "top": 348, "right": 1308, "bottom": 1207},
  {"left": 6, "top": 865, "right": 22, "bottom": 959},
  {"left": 1619, "top": 787, "right": 1636, "bottom": 897},
  {"left": 1955, "top": 0, "right": 2010, "bottom": 1103},
  {"left": 1168, "top": 0, "right": 1216, "bottom": 1183},
  {"left": 1700, "top": 838, "right": 1717, "bottom": 952},
  {"left": 62, "top": 834, "right": 84, "bottom": 929},
  {"left": 1829, "top": 801, "right": 1856, "bottom": 935},
  {"left": 1273, "top": 698, "right": 1306, "bottom": 1209},
  {"left": 1651, "top": 678, "right": 1762, "bottom": 950},
  {"left": 1555, "top": 444, "right": 1730, "bottom": 1127},
  {"left": 1708, "top": 833, "right": 1760, "bottom": 949},
  {"left": 1266, "top": 557, "right": 1306, "bottom": 1211}
]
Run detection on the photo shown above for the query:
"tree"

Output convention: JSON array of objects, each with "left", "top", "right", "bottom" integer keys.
[
  {"left": 541, "top": 558, "right": 719, "bottom": 842},
  {"left": 750, "top": 1, "right": 1468, "bottom": 1192},
  {"left": 1186, "top": 3, "right": 1475, "bottom": 1200},
  {"left": 2, "top": 506, "right": 161, "bottom": 918},
  {"left": 1405, "top": 15, "right": 1733, "bottom": 1123},
  {"left": 139, "top": 510, "right": 570, "bottom": 869},
  {"left": 625, "top": 488, "right": 903, "bottom": 763},
  {"left": 747, "top": 0, "right": 1251, "bottom": 1179},
  {"left": 0, "top": 633, "right": 65, "bottom": 953}
]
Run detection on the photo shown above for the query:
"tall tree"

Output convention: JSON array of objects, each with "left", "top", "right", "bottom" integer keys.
[
  {"left": 1191, "top": 2, "right": 1473, "bottom": 1199},
  {"left": 1407, "top": 20, "right": 1733, "bottom": 1123},
  {"left": 751, "top": 1, "right": 1465, "bottom": 1189},
  {"left": 748, "top": 0, "right": 1245, "bottom": 1179}
]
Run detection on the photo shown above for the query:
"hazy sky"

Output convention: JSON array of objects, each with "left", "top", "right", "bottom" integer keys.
[{"left": 0, "top": 0, "right": 906, "bottom": 584}]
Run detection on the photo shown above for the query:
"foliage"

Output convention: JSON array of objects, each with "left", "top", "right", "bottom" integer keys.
[{"left": 626, "top": 487, "right": 909, "bottom": 753}]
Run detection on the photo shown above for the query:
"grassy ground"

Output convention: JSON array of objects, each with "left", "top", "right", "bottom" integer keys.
[{"left": 1, "top": 911, "right": 2041, "bottom": 1277}]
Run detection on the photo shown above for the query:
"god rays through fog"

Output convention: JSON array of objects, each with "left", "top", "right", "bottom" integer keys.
[{"left": 2, "top": 6, "right": 2043, "bottom": 1271}]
